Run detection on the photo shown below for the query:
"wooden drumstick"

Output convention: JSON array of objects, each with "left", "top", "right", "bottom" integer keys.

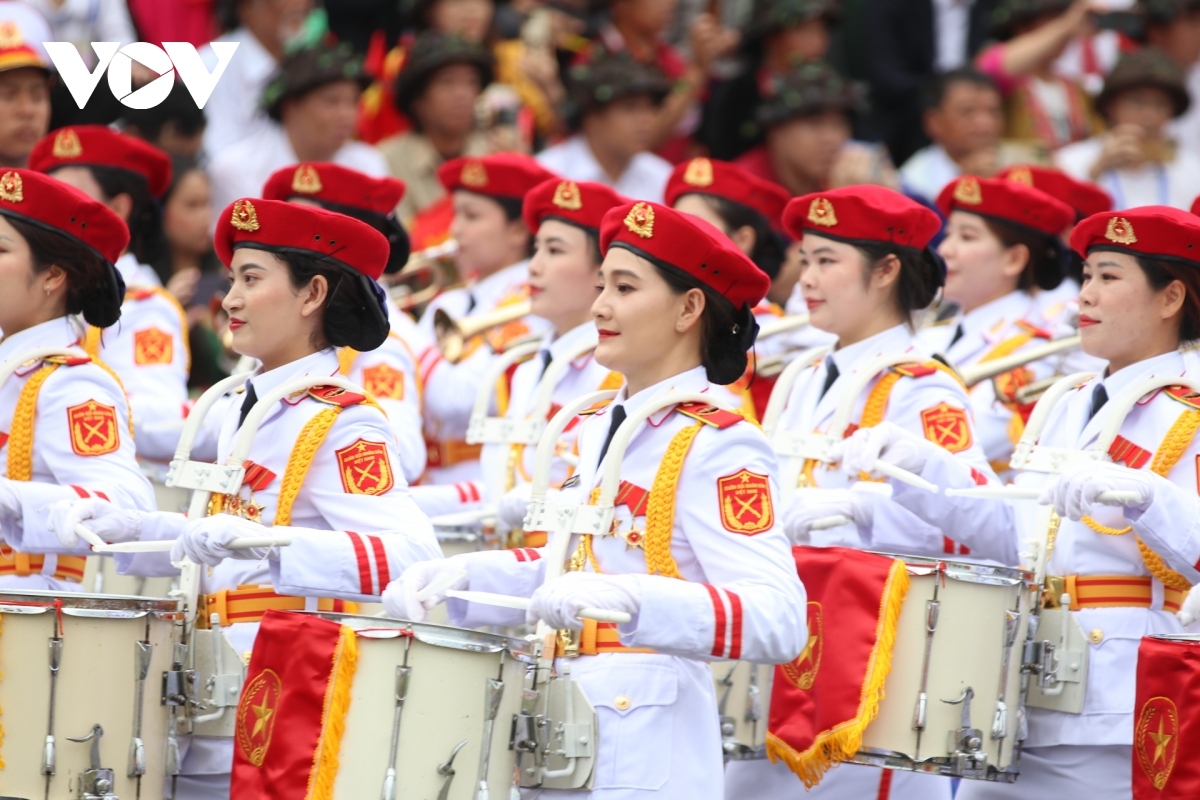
[
  {"left": 445, "top": 589, "right": 632, "bottom": 624},
  {"left": 945, "top": 486, "right": 1143, "bottom": 505}
]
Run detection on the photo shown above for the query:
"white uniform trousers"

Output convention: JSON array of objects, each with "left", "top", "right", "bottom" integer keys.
[
  {"left": 955, "top": 745, "right": 1132, "bottom": 800},
  {"left": 724, "top": 758, "right": 954, "bottom": 799}
]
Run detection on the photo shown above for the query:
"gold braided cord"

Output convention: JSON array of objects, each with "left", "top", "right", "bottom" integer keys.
[
  {"left": 1139, "top": 407, "right": 1200, "bottom": 590},
  {"left": 1082, "top": 517, "right": 1132, "bottom": 536},
  {"left": 273, "top": 407, "right": 342, "bottom": 526},
  {"left": 859, "top": 372, "right": 902, "bottom": 430},
  {"left": 336, "top": 348, "right": 358, "bottom": 376},
  {"left": 979, "top": 333, "right": 1034, "bottom": 364},
  {"left": 81, "top": 326, "right": 102, "bottom": 359},
  {"left": 643, "top": 422, "right": 703, "bottom": 579},
  {"left": 8, "top": 364, "right": 57, "bottom": 481}
]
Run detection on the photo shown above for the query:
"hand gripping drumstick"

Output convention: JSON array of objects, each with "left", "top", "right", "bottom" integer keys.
[{"left": 73, "top": 523, "right": 292, "bottom": 554}]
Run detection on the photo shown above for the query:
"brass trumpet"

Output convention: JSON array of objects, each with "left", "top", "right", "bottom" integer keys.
[
  {"left": 388, "top": 239, "right": 459, "bottom": 311},
  {"left": 957, "top": 334, "right": 1082, "bottom": 388},
  {"left": 435, "top": 300, "right": 533, "bottom": 363},
  {"left": 756, "top": 313, "right": 810, "bottom": 340}
]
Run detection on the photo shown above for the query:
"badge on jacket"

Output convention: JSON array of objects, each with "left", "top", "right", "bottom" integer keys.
[
  {"left": 68, "top": 400, "right": 120, "bottom": 456},
  {"left": 717, "top": 469, "right": 774, "bottom": 535},
  {"left": 336, "top": 439, "right": 395, "bottom": 496},
  {"left": 920, "top": 403, "right": 973, "bottom": 454},
  {"left": 134, "top": 327, "right": 173, "bottom": 365}
]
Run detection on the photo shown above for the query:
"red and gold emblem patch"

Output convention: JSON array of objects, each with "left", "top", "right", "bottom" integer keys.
[
  {"left": 920, "top": 402, "right": 973, "bottom": 454},
  {"left": 954, "top": 176, "right": 983, "bottom": 205},
  {"left": 624, "top": 202, "right": 655, "bottom": 238},
  {"left": 552, "top": 180, "right": 582, "bottom": 210},
  {"left": 0, "top": 171, "right": 23, "bottom": 203},
  {"left": 336, "top": 439, "right": 395, "bottom": 496},
  {"left": 291, "top": 164, "right": 322, "bottom": 194},
  {"left": 361, "top": 363, "right": 405, "bottom": 400},
  {"left": 133, "top": 327, "right": 173, "bottom": 365},
  {"left": 717, "top": 469, "right": 774, "bottom": 535},
  {"left": 461, "top": 159, "right": 488, "bottom": 187},
  {"left": 236, "top": 668, "right": 282, "bottom": 767},
  {"left": 231, "top": 199, "right": 260, "bottom": 232},
  {"left": 68, "top": 400, "right": 120, "bottom": 456},
  {"left": 1105, "top": 216, "right": 1137, "bottom": 245},
  {"left": 1136, "top": 696, "right": 1178, "bottom": 790},
  {"left": 781, "top": 601, "right": 823, "bottom": 690},
  {"left": 683, "top": 157, "right": 714, "bottom": 187},
  {"left": 807, "top": 197, "right": 837, "bottom": 227},
  {"left": 52, "top": 128, "right": 83, "bottom": 159}
]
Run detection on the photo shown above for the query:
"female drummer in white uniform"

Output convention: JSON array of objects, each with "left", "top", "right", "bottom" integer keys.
[
  {"left": 29, "top": 125, "right": 190, "bottom": 461},
  {"left": 920, "top": 176, "right": 1076, "bottom": 471},
  {"left": 385, "top": 200, "right": 808, "bottom": 799},
  {"left": 957, "top": 207, "right": 1200, "bottom": 799},
  {"left": 43, "top": 198, "right": 441, "bottom": 799},
  {"left": 0, "top": 168, "right": 155, "bottom": 590}
]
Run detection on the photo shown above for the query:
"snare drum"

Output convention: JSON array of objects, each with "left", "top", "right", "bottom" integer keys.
[
  {"left": 82, "top": 555, "right": 176, "bottom": 597},
  {"left": 308, "top": 612, "right": 534, "bottom": 799},
  {"left": 0, "top": 590, "right": 177, "bottom": 798},
  {"left": 852, "top": 556, "right": 1034, "bottom": 782},
  {"left": 713, "top": 661, "right": 772, "bottom": 759}
]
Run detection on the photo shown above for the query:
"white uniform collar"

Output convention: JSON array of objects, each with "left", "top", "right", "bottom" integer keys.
[
  {"left": 605, "top": 365, "right": 709, "bottom": 425},
  {"left": 831, "top": 323, "right": 914, "bottom": 374},
  {"left": 114, "top": 252, "right": 140, "bottom": 287},
  {"left": 1097, "top": 348, "right": 1186, "bottom": 401},
  {"left": 473, "top": 260, "right": 528, "bottom": 299},
  {"left": 245, "top": 348, "right": 339, "bottom": 402},
  {"left": 957, "top": 290, "right": 1037, "bottom": 344},
  {"left": 542, "top": 321, "right": 597, "bottom": 364},
  {"left": 0, "top": 316, "right": 78, "bottom": 362}
]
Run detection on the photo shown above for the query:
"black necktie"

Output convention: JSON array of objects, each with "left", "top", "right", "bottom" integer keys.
[
  {"left": 1088, "top": 383, "right": 1108, "bottom": 421},
  {"left": 465, "top": 291, "right": 476, "bottom": 313},
  {"left": 237, "top": 383, "right": 258, "bottom": 429},
  {"left": 597, "top": 405, "right": 627, "bottom": 467},
  {"left": 818, "top": 358, "right": 839, "bottom": 400},
  {"left": 948, "top": 323, "right": 965, "bottom": 348},
  {"left": 538, "top": 350, "right": 553, "bottom": 379}
]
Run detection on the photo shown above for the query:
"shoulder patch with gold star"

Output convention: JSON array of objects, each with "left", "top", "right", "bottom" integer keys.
[
  {"left": 335, "top": 438, "right": 395, "bottom": 496},
  {"left": 717, "top": 469, "right": 774, "bottom": 535},
  {"left": 360, "top": 363, "right": 406, "bottom": 401},
  {"left": 68, "top": 400, "right": 120, "bottom": 456},
  {"left": 920, "top": 402, "right": 973, "bottom": 454},
  {"left": 134, "top": 327, "right": 174, "bottom": 365}
]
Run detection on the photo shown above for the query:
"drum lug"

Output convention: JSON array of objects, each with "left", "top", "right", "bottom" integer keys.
[
  {"left": 380, "top": 664, "right": 412, "bottom": 800},
  {"left": 66, "top": 723, "right": 119, "bottom": 800},
  {"left": 43, "top": 634, "right": 64, "bottom": 776},
  {"left": 436, "top": 739, "right": 469, "bottom": 800},
  {"left": 129, "top": 640, "right": 153, "bottom": 776},
  {"left": 941, "top": 687, "right": 988, "bottom": 773},
  {"left": 474, "top": 677, "right": 505, "bottom": 800}
]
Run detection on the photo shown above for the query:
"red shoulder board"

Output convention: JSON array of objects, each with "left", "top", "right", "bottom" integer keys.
[
  {"left": 1015, "top": 320, "right": 1053, "bottom": 340},
  {"left": 1109, "top": 434, "right": 1151, "bottom": 469},
  {"left": 125, "top": 287, "right": 157, "bottom": 302},
  {"left": 44, "top": 354, "right": 93, "bottom": 367},
  {"left": 306, "top": 385, "right": 366, "bottom": 407},
  {"left": 676, "top": 402, "right": 744, "bottom": 429},
  {"left": 892, "top": 362, "right": 939, "bottom": 378},
  {"left": 1165, "top": 386, "right": 1200, "bottom": 411},
  {"left": 578, "top": 399, "right": 613, "bottom": 416}
]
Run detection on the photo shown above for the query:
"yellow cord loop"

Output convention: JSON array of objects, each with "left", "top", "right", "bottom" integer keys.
[
  {"left": 1082, "top": 517, "right": 1132, "bottom": 536},
  {"left": 643, "top": 422, "right": 704, "bottom": 579},
  {"left": 274, "top": 407, "right": 342, "bottom": 526},
  {"left": 8, "top": 364, "right": 58, "bottom": 481},
  {"left": 1138, "top": 406, "right": 1200, "bottom": 590},
  {"left": 336, "top": 348, "right": 358, "bottom": 376}
]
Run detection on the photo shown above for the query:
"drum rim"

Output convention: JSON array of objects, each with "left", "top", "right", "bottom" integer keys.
[
  {"left": 869, "top": 551, "right": 1033, "bottom": 584},
  {"left": 0, "top": 588, "right": 179, "bottom": 612},
  {"left": 300, "top": 610, "right": 538, "bottom": 659}
]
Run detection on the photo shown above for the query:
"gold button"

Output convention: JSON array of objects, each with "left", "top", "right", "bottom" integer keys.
[
  {"left": 614, "top": 694, "right": 631, "bottom": 711},
  {"left": 1089, "top": 628, "right": 1104, "bottom": 644}
]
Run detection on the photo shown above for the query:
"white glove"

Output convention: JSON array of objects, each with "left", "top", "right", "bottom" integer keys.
[
  {"left": 781, "top": 488, "right": 875, "bottom": 545},
  {"left": 382, "top": 556, "right": 471, "bottom": 622},
  {"left": 1179, "top": 584, "right": 1200, "bottom": 627},
  {"left": 170, "top": 515, "right": 274, "bottom": 566},
  {"left": 527, "top": 572, "right": 641, "bottom": 630},
  {"left": 497, "top": 484, "right": 533, "bottom": 531},
  {"left": 836, "top": 421, "right": 943, "bottom": 477},
  {"left": 49, "top": 498, "right": 142, "bottom": 548},
  {"left": 1038, "top": 462, "right": 1154, "bottom": 522}
]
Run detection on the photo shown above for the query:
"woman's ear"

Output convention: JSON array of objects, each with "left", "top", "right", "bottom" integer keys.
[
  {"left": 42, "top": 265, "right": 67, "bottom": 295},
  {"left": 299, "top": 274, "right": 329, "bottom": 318},
  {"left": 676, "top": 287, "right": 707, "bottom": 333},
  {"left": 871, "top": 253, "right": 902, "bottom": 291},
  {"left": 107, "top": 192, "right": 134, "bottom": 225},
  {"left": 1001, "top": 243, "right": 1030, "bottom": 280},
  {"left": 1160, "top": 279, "right": 1186, "bottom": 322},
  {"left": 729, "top": 224, "right": 758, "bottom": 256}
]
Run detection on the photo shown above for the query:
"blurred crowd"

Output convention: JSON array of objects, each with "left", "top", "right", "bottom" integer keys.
[{"left": 1, "top": 0, "right": 1199, "bottom": 388}]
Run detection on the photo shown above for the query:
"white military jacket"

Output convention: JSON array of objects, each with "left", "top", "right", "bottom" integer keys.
[
  {"left": 1012, "top": 348, "right": 1196, "bottom": 748},
  {"left": 917, "top": 290, "right": 1058, "bottom": 468},
  {"left": 774, "top": 324, "right": 1018, "bottom": 564},
  {"left": 89, "top": 253, "right": 191, "bottom": 460},
  {"left": 1, "top": 316, "right": 155, "bottom": 590},
  {"left": 417, "top": 260, "right": 549, "bottom": 483}
]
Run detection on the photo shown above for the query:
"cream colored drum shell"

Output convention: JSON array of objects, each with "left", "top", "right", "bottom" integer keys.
[
  {"left": 712, "top": 660, "right": 773, "bottom": 757},
  {"left": 0, "top": 590, "right": 177, "bottom": 798},
  {"left": 82, "top": 555, "right": 176, "bottom": 597},
  {"left": 307, "top": 612, "right": 534, "bottom": 800},
  {"left": 860, "top": 557, "right": 1032, "bottom": 773}
]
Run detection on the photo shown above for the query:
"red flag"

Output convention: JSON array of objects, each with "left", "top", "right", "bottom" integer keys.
[
  {"left": 1133, "top": 636, "right": 1200, "bottom": 799},
  {"left": 766, "top": 546, "right": 910, "bottom": 788},
  {"left": 232, "top": 610, "right": 359, "bottom": 800}
]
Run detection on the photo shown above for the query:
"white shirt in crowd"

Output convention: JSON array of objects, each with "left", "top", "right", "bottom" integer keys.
[
  {"left": 200, "top": 26, "right": 278, "bottom": 162},
  {"left": 21, "top": 0, "right": 133, "bottom": 65},
  {"left": 1055, "top": 136, "right": 1200, "bottom": 211},
  {"left": 932, "top": 0, "right": 975, "bottom": 72},
  {"left": 536, "top": 134, "right": 672, "bottom": 203},
  {"left": 898, "top": 143, "right": 961, "bottom": 205}
]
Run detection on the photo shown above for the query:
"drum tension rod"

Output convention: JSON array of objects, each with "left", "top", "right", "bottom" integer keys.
[
  {"left": 129, "top": 636, "right": 154, "bottom": 778},
  {"left": 381, "top": 636, "right": 412, "bottom": 800},
  {"left": 42, "top": 628, "right": 63, "bottom": 778}
]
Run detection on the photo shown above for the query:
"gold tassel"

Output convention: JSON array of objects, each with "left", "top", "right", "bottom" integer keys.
[
  {"left": 306, "top": 625, "right": 358, "bottom": 800},
  {"left": 8, "top": 364, "right": 57, "bottom": 480}
]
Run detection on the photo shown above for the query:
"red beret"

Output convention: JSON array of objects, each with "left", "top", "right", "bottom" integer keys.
[
  {"left": 215, "top": 198, "right": 390, "bottom": 280},
  {"left": 600, "top": 200, "right": 770, "bottom": 309},
  {"left": 30, "top": 126, "right": 172, "bottom": 198},
  {"left": 998, "top": 165, "right": 1112, "bottom": 220},
  {"left": 782, "top": 185, "right": 942, "bottom": 250},
  {"left": 523, "top": 179, "right": 627, "bottom": 234},
  {"left": 437, "top": 153, "right": 556, "bottom": 201},
  {"left": 665, "top": 157, "right": 791, "bottom": 231},
  {"left": 1070, "top": 206, "right": 1200, "bottom": 267},
  {"left": 937, "top": 175, "right": 1074, "bottom": 237},
  {"left": 0, "top": 168, "right": 128, "bottom": 263},
  {"left": 261, "top": 162, "right": 406, "bottom": 216}
]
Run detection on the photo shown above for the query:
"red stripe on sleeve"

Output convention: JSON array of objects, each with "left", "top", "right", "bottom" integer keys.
[
  {"left": 95, "top": 491, "right": 109, "bottom": 502},
  {"left": 69, "top": 485, "right": 89, "bottom": 498},
  {"left": 727, "top": 590, "right": 744, "bottom": 660},
  {"left": 454, "top": 483, "right": 467, "bottom": 503},
  {"left": 703, "top": 584, "right": 727, "bottom": 658},
  {"left": 513, "top": 549, "right": 527, "bottom": 563},
  {"left": 344, "top": 532, "right": 372, "bottom": 595},
  {"left": 524, "top": 548, "right": 542, "bottom": 562},
  {"left": 942, "top": 536, "right": 955, "bottom": 554},
  {"left": 467, "top": 482, "right": 481, "bottom": 502},
  {"left": 367, "top": 535, "right": 391, "bottom": 591},
  {"left": 969, "top": 468, "right": 988, "bottom": 486}
]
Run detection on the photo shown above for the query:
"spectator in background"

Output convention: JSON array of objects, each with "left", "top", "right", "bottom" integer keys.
[
  {"left": 406, "top": 0, "right": 495, "bottom": 42},
  {"left": 700, "top": 0, "right": 840, "bottom": 160},
  {"left": 154, "top": 157, "right": 230, "bottom": 390},
  {"left": 121, "top": 81, "right": 208, "bottom": 159},
  {"left": 22, "top": 0, "right": 134, "bottom": 58},
  {"left": 899, "top": 68, "right": 1042, "bottom": 204},
  {"left": 208, "top": 43, "right": 387, "bottom": 218},
  {"left": 590, "top": 0, "right": 739, "bottom": 162},
  {"left": 735, "top": 61, "right": 897, "bottom": 196},
  {"left": 1056, "top": 47, "right": 1200, "bottom": 208},
  {"left": 378, "top": 32, "right": 493, "bottom": 221},
  {"left": 0, "top": 15, "right": 50, "bottom": 168},
  {"left": 537, "top": 53, "right": 673, "bottom": 201},
  {"left": 975, "top": 0, "right": 1104, "bottom": 152},
  {"left": 201, "top": 0, "right": 313, "bottom": 161},
  {"left": 864, "top": 0, "right": 998, "bottom": 166},
  {"left": 1143, "top": 0, "right": 1200, "bottom": 153},
  {"left": 125, "top": 0, "right": 218, "bottom": 47}
]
